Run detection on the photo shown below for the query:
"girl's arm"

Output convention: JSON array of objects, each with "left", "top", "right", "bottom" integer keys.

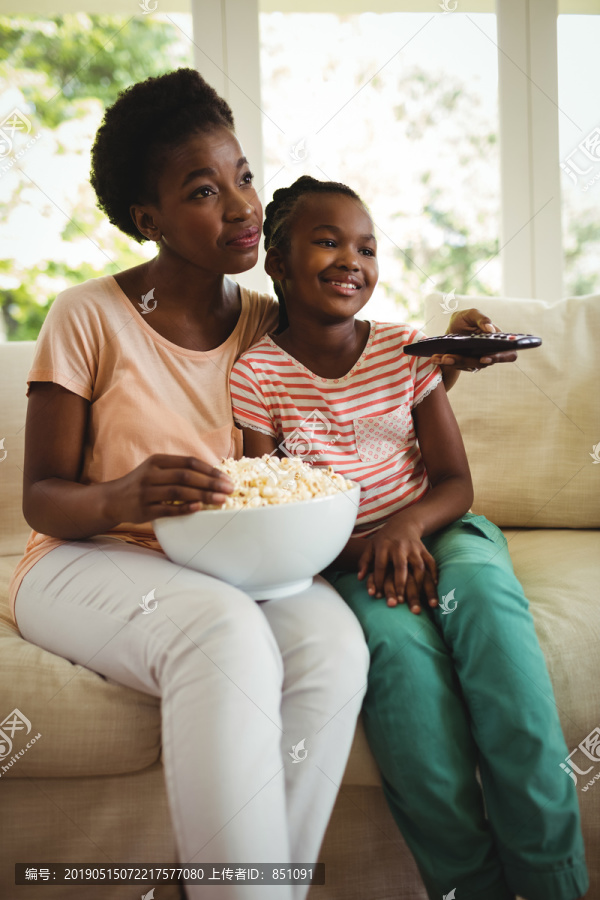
[
  {"left": 241, "top": 425, "right": 369, "bottom": 572},
  {"left": 352, "top": 382, "right": 474, "bottom": 612},
  {"left": 439, "top": 365, "right": 461, "bottom": 391},
  {"left": 333, "top": 381, "right": 473, "bottom": 573},
  {"left": 385, "top": 380, "right": 473, "bottom": 539},
  {"left": 240, "top": 427, "right": 279, "bottom": 459}
]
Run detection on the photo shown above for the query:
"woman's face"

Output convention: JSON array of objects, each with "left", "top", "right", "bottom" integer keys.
[
  {"left": 136, "top": 125, "right": 262, "bottom": 275},
  {"left": 270, "top": 192, "right": 379, "bottom": 322}
]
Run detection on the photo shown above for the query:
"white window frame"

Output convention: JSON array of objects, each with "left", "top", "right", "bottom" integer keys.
[
  {"left": 7, "top": 0, "right": 597, "bottom": 297},
  {"left": 497, "top": 0, "right": 563, "bottom": 300},
  {"left": 189, "top": 0, "right": 596, "bottom": 299}
]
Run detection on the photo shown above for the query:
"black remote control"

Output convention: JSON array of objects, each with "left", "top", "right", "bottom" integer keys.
[{"left": 402, "top": 332, "right": 542, "bottom": 358}]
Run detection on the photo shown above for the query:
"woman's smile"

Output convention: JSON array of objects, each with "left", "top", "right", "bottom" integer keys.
[
  {"left": 226, "top": 226, "right": 261, "bottom": 250},
  {"left": 144, "top": 126, "right": 263, "bottom": 275}
]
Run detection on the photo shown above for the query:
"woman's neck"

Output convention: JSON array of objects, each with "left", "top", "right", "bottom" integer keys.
[
  {"left": 114, "top": 254, "right": 242, "bottom": 352},
  {"left": 143, "top": 254, "right": 235, "bottom": 315}
]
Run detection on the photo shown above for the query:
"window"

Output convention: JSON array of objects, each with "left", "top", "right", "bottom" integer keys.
[
  {"left": 1, "top": 1, "right": 598, "bottom": 340},
  {"left": 260, "top": 10, "right": 500, "bottom": 323},
  {"left": 0, "top": 11, "right": 193, "bottom": 340},
  {"left": 558, "top": 13, "right": 600, "bottom": 296}
]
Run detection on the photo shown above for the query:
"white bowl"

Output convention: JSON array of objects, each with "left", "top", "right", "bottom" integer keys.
[{"left": 152, "top": 484, "right": 360, "bottom": 599}]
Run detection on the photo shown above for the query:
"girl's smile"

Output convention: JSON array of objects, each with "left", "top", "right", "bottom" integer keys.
[
  {"left": 266, "top": 193, "right": 378, "bottom": 322},
  {"left": 263, "top": 190, "right": 378, "bottom": 379},
  {"left": 321, "top": 275, "right": 363, "bottom": 296}
]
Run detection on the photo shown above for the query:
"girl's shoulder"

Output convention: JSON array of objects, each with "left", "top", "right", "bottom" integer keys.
[
  {"left": 235, "top": 331, "right": 280, "bottom": 368},
  {"left": 368, "top": 320, "right": 427, "bottom": 357},
  {"left": 371, "top": 320, "right": 425, "bottom": 342},
  {"left": 369, "top": 322, "right": 439, "bottom": 391}
]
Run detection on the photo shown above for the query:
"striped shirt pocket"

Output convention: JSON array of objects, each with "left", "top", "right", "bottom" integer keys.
[{"left": 353, "top": 403, "right": 415, "bottom": 464}]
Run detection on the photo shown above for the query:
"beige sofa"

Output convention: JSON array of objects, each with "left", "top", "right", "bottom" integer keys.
[{"left": 1, "top": 292, "right": 599, "bottom": 900}]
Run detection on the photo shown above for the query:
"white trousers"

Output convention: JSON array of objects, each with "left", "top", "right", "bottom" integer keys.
[{"left": 15, "top": 537, "right": 369, "bottom": 900}]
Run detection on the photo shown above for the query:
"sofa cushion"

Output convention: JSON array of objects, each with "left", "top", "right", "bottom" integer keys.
[
  {"left": 0, "top": 557, "right": 162, "bottom": 779},
  {"left": 424, "top": 293, "right": 600, "bottom": 528},
  {"left": 0, "top": 549, "right": 381, "bottom": 786},
  {"left": 0, "top": 341, "right": 36, "bottom": 557},
  {"left": 3, "top": 526, "right": 599, "bottom": 783},
  {"left": 503, "top": 529, "right": 600, "bottom": 744},
  {"left": 0, "top": 763, "right": 181, "bottom": 900}
]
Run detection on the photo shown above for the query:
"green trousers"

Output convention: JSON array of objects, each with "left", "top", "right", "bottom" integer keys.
[{"left": 324, "top": 513, "right": 588, "bottom": 900}]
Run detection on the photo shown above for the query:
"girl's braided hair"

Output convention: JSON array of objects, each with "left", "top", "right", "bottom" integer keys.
[
  {"left": 90, "top": 68, "right": 235, "bottom": 242},
  {"left": 263, "top": 175, "right": 366, "bottom": 331}
]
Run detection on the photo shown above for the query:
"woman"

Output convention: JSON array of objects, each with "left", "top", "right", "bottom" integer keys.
[{"left": 9, "top": 69, "right": 516, "bottom": 899}]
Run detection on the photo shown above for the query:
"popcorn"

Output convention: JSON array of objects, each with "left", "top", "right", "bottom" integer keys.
[{"left": 208, "top": 455, "right": 354, "bottom": 509}]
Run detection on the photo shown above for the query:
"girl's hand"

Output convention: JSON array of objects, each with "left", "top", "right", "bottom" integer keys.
[
  {"left": 107, "top": 454, "right": 234, "bottom": 524},
  {"left": 430, "top": 307, "right": 518, "bottom": 372},
  {"left": 382, "top": 570, "right": 438, "bottom": 614},
  {"left": 357, "top": 524, "right": 438, "bottom": 613}
]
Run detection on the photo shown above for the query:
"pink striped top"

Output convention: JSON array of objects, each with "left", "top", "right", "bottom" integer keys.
[{"left": 229, "top": 321, "right": 443, "bottom": 535}]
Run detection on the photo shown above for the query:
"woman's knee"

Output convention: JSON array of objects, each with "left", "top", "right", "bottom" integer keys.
[
  {"left": 150, "top": 579, "right": 284, "bottom": 685},
  {"left": 329, "top": 615, "right": 370, "bottom": 691},
  {"left": 297, "top": 578, "right": 370, "bottom": 674}
]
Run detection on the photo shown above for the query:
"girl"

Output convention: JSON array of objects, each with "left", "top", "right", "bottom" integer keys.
[{"left": 229, "top": 175, "right": 589, "bottom": 900}]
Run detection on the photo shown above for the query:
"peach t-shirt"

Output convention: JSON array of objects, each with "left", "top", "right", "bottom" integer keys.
[{"left": 8, "top": 275, "right": 279, "bottom": 621}]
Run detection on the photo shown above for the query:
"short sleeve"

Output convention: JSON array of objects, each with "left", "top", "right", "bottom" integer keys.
[
  {"left": 235, "top": 290, "right": 280, "bottom": 358},
  {"left": 230, "top": 354, "right": 277, "bottom": 437},
  {"left": 406, "top": 327, "right": 443, "bottom": 409},
  {"left": 25, "top": 288, "right": 100, "bottom": 401}
]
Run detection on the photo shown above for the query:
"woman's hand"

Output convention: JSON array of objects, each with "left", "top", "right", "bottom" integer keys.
[
  {"left": 106, "top": 454, "right": 234, "bottom": 524},
  {"left": 429, "top": 307, "right": 519, "bottom": 373},
  {"left": 23, "top": 383, "right": 235, "bottom": 541},
  {"left": 357, "top": 523, "right": 438, "bottom": 614}
]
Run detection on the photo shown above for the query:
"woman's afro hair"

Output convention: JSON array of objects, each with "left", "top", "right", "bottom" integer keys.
[{"left": 90, "top": 68, "right": 235, "bottom": 242}]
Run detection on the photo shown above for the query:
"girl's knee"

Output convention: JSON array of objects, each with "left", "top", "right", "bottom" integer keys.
[{"left": 439, "top": 563, "right": 528, "bottom": 616}]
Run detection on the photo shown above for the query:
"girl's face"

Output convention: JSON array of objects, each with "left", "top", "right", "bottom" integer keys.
[
  {"left": 267, "top": 192, "right": 378, "bottom": 322},
  {"left": 133, "top": 125, "right": 262, "bottom": 275}
]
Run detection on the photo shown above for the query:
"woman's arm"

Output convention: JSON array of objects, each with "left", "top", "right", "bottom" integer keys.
[
  {"left": 432, "top": 308, "right": 519, "bottom": 390},
  {"left": 23, "top": 382, "right": 233, "bottom": 539},
  {"left": 22, "top": 382, "right": 120, "bottom": 539}
]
